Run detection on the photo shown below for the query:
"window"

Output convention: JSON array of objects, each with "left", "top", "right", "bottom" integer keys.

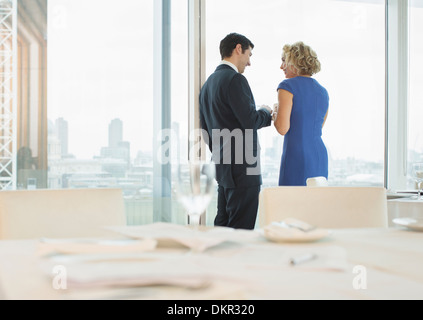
[
  {"left": 46, "top": 0, "right": 189, "bottom": 225},
  {"left": 47, "top": 0, "right": 156, "bottom": 224},
  {"left": 205, "top": 0, "right": 386, "bottom": 188},
  {"left": 7, "top": 0, "right": 417, "bottom": 227}
]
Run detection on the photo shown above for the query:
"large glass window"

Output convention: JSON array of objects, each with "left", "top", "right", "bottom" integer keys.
[
  {"left": 11, "top": 0, "right": 411, "bottom": 228},
  {"left": 46, "top": 0, "right": 189, "bottom": 225},
  {"left": 205, "top": 0, "right": 385, "bottom": 188}
]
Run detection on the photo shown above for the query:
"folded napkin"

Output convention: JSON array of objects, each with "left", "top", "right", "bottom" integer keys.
[
  {"left": 39, "top": 253, "right": 254, "bottom": 290},
  {"left": 106, "top": 222, "right": 259, "bottom": 252},
  {"left": 263, "top": 218, "right": 331, "bottom": 243},
  {"left": 37, "top": 238, "right": 157, "bottom": 256}
]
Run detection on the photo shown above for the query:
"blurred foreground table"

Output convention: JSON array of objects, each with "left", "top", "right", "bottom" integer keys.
[{"left": 0, "top": 226, "right": 422, "bottom": 300}]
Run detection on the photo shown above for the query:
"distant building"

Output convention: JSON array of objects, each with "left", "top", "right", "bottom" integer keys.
[
  {"left": 100, "top": 118, "right": 131, "bottom": 170},
  {"left": 109, "top": 118, "right": 123, "bottom": 148}
]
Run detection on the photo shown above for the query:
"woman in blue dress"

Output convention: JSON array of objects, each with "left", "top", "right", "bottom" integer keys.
[{"left": 273, "top": 41, "right": 329, "bottom": 186}]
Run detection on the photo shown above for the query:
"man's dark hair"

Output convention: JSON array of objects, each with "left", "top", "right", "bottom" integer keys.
[{"left": 219, "top": 33, "right": 254, "bottom": 60}]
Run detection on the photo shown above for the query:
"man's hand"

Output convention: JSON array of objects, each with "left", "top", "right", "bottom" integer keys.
[{"left": 259, "top": 105, "right": 272, "bottom": 115}]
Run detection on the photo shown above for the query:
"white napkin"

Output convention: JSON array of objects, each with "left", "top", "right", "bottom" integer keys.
[
  {"left": 263, "top": 218, "right": 331, "bottom": 243},
  {"left": 106, "top": 222, "right": 256, "bottom": 252},
  {"left": 37, "top": 238, "right": 157, "bottom": 256},
  {"left": 58, "top": 261, "right": 209, "bottom": 289},
  {"left": 40, "top": 254, "right": 255, "bottom": 290}
]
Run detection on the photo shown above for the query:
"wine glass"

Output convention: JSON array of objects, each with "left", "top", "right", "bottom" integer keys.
[
  {"left": 175, "top": 160, "right": 216, "bottom": 227},
  {"left": 412, "top": 163, "right": 423, "bottom": 200}
]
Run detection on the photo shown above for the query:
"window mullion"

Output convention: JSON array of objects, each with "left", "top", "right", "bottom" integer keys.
[{"left": 386, "top": 0, "right": 409, "bottom": 191}]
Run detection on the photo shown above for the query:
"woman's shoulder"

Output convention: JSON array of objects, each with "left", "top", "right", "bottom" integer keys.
[
  {"left": 278, "top": 76, "right": 310, "bottom": 86},
  {"left": 312, "top": 78, "right": 329, "bottom": 94},
  {"left": 277, "top": 78, "right": 294, "bottom": 90}
]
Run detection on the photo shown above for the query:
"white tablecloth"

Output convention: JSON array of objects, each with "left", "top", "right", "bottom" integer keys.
[{"left": 0, "top": 226, "right": 422, "bottom": 300}]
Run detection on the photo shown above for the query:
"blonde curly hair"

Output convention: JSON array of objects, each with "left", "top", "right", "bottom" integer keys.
[{"left": 283, "top": 41, "right": 321, "bottom": 76}]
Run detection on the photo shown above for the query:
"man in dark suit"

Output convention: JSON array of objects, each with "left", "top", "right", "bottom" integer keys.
[{"left": 199, "top": 33, "right": 273, "bottom": 230}]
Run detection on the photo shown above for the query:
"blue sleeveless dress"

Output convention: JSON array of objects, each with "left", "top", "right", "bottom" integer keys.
[{"left": 277, "top": 76, "right": 329, "bottom": 186}]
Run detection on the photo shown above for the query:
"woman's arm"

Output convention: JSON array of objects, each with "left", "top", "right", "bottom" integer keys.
[{"left": 274, "top": 89, "right": 293, "bottom": 136}]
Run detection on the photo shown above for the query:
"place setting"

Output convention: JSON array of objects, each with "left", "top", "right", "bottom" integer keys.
[
  {"left": 260, "top": 217, "right": 333, "bottom": 243},
  {"left": 392, "top": 217, "right": 423, "bottom": 232},
  {"left": 390, "top": 163, "right": 423, "bottom": 232}
]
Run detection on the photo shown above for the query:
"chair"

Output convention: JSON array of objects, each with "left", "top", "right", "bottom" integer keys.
[
  {"left": 259, "top": 186, "right": 388, "bottom": 229},
  {"left": 0, "top": 188, "right": 126, "bottom": 239}
]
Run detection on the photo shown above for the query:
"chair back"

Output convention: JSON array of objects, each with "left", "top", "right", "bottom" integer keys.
[
  {"left": 259, "top": 186, "right": 388, "bottom": 229},
  {"left": 0, "top": 188, "right": 126, "bottom": 239}
]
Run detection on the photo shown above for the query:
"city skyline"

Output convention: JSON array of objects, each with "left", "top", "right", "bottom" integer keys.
[{"left": 47, "top": 116, "right": 389, "bottom": 188}]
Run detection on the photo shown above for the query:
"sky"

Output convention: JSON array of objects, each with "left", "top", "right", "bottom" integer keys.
[
  {"left": 46, "top": 0, "right": 423, "bottom": 163},
  {"left": 48, "top": 0, "right": 155, "bottom": 159}
]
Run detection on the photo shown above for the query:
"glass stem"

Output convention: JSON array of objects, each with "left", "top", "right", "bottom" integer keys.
[{"left": 188, "top": 214, "right": 201, "bottom": 226}]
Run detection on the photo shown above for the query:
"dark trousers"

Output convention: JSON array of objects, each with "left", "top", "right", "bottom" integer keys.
[{"left": 215, "top": 185, "right": 261, "bottom": 230}]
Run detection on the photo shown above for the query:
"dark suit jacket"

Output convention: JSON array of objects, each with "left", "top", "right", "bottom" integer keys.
[{"left": 199, "top": 64, "right": 272, "bottom": 188}]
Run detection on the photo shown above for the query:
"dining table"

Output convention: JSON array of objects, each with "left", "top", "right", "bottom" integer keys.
[{"left": 0, "top": 222, "right": 422, "bottom": 303}]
